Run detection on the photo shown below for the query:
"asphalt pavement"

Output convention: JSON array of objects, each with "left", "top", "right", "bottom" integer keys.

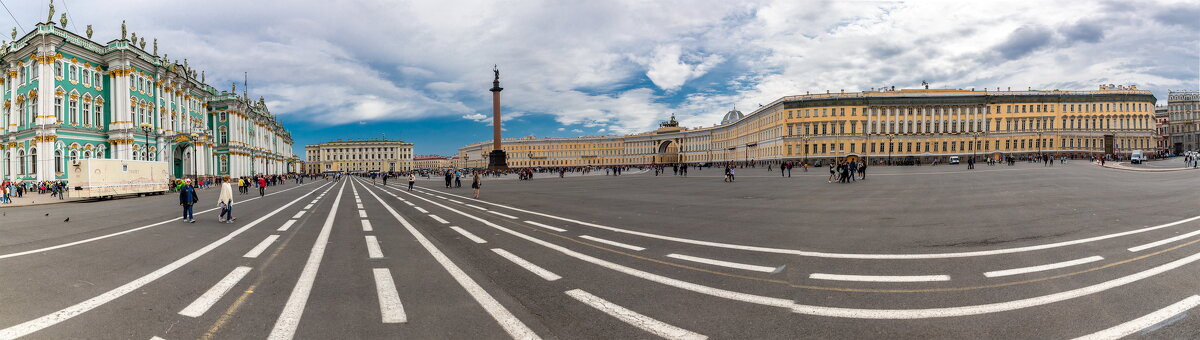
[{"left": 1, "top": 162, "right": 1199, "bottom": 339}]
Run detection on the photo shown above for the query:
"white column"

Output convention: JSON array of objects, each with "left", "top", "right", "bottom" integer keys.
[
  {"left": 36, "top": 54, "right": 56, "bottom": 181},
  {"left": 6, "top": 69, "right": 16, "bottom": 133}
]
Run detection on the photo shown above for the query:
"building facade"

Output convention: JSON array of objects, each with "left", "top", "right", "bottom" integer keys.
[
  {"left": 304, "top": 139, "right": 413, "bottom": 173},
  {"left": 413, "top": 155, "right": 450, "bottom": 170},
  {"left": 0, "top": 18, "right": 296, "bottom": 182},
  {"left": 1167, "top": 90, "right": 1199, "bottom": 154},
  {"left": 1155, "top": 105, "right": 1169, "bottom": 156},
  {"left": 458, "top": 86, "right": 1157, "bottom": 167}
]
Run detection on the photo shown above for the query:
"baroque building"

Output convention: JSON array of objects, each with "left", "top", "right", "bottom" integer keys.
[
  {"left": 1167, "top": 90, "right": 1199, "bottom": 154},
  {"left": 0, "top": 18, "right": 296, "bottom": 182},
  {"left": 304, "top": 139, "right": 414, "bottom": 174},
  {"left": 457, "top": 86, "right": 1158, "bottom": 167}
]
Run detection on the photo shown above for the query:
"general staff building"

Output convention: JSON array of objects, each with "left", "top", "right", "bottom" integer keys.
[{"left": 457, "top": 86, "right": 1157, "bottom": 168}]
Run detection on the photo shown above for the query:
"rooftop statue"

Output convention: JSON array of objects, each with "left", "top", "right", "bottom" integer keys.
[
  {"left": 59, "top": 13, "right": 67, "bottom": 28},
  {"left": 121, "top": 20, "right": 126, "bottom": 40},
  {"left": 11, "top": 27, "right": 16, "bottom": 40},
  {"left": 130, "top": 32, "right": 137, "bottom": 44},
  {"left": 85, "top": 24, "right": 92, "bottom": 39},
  {"left": 153, "top": 38, "right": 157, "bottom": 55},
  {"left": 47, "top": 0, "right": 54, "bottom": 24},
  {"left": 139, "top": 37, "right": 145, "bottom": 50}
]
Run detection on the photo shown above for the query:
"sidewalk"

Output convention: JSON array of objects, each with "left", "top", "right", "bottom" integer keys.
[
  {"left": 1103, "top": 161, "right": 1199, "bottom": 172},
  {"left": 0, "top": 193, "right": 87, "bottom": 207}
]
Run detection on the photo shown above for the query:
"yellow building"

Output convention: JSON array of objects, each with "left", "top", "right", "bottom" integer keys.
[
  {"left": 458, "top": 86, "right": 1157, "bottom": 167},
  {"left": 305, "top": 139, "right": 413, "bottom": 173},
  {"left": 413, "top": 155, "right": 451, "bottom": 170}
]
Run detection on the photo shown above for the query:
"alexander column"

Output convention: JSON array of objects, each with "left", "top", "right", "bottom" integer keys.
[{"left": 487, "top": 65, "right": 509, "bottom": 170}]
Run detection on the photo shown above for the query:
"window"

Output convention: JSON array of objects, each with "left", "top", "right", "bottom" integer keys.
[
  {"left": 82, "top": 96, "right": 92, "bottom": 125},
  {"left": 54, "top": 96, "right": 63, "bottom": 123},
  {"left": 93, "top": 103, "right": 102, "bottom": 126},
  {"left": 55, "top": 61, "right": 63, "bottom": 78},
  {"left": 69, "top": 98, "right": 78, "bottom": 125},
  {"left": 70, "top": 65, "right": 78, "bottom": 83}
]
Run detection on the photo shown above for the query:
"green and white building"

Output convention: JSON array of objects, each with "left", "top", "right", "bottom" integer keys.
[{"left": 0, "top": 17, "right": 297, "bottom": 182}]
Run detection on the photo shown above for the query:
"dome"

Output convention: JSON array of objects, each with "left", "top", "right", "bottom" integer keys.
[{"left": 720, "top": 109, "right": 744, "bottom": 124}]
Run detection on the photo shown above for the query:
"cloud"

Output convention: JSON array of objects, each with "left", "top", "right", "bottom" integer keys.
[{"left": 25, "top": 0, "right": 1196, "bottom": 139}]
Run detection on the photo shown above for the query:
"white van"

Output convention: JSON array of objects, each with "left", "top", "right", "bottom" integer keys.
[
  {"left": 1130, "top": 150, "right": 1146, "bottom": 164},
  {"left": 948, "top": 156, "right": 960, "bottom": 164}
]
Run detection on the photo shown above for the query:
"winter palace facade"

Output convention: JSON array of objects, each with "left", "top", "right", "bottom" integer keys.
[
  {"left": 0, "top": 20, "right": 297, "bottom": 182},
  {"left": 456, "top": 86, "right": 1157, "bottom": 167}
]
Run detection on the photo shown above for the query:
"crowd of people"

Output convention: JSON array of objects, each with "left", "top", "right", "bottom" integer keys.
[{"left": 0, "top": 180, "right": 69, "bottom": 204}]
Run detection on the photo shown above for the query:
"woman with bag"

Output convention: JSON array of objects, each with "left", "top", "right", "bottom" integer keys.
[
  {"left": 218, "top": 181, "right": 235, "bottom": 223},
  {"left": 471, "top": 172, "right": 482, "bottom": 199}
]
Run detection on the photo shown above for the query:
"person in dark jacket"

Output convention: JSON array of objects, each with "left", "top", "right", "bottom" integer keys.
[{"left": 179, "top": 180, "right": 199, "bottom": 223}]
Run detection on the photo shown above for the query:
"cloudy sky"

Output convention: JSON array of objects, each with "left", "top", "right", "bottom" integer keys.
[{"left": 4, "top": 0, "right": 1197, "bottom": 156}]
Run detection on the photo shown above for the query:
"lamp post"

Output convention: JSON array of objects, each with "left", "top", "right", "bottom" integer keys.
[
  {"left": 801, "top": 136, "right": 811, "bottom": 170},
  {"left": 886, "top": 133, "right": 895, "bottom": 165},
  {"left": 139, "top": 123, "right": 153, "bottom": 161},
  {"left": 190, "top": 132, "right": 199, "bottom": 182},
  {"left": 1036, "top": 130, "right": 1044, "bottom": 159},
  {"left": 970, "top": 131, "right": 983, "bottom": 165}
]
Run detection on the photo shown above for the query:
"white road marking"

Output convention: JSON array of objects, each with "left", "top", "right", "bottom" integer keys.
[
  {"left": 267, "top": 182, "right": 347, "bottom": 340},
  {"left": 666, "top": 253, "right": 778, "bottom": 273},
  {"left": 415, "top": 188, "right": 1200, "bottom": 260},
  {"left": 277, "top": 220, "right": 297, "bottom": 232},
  {"left": 525, "top": 221, "right": 567, "bottom": 232},
  {"left": 450, "top": 226, "right": 488, "bottom": 244},
  {"left": 292, "top": 211, "right": 305, "bottom": 219},
  {"left": 984, "top": 256, "right": 1105, "bottom": 278},
  {"left": 0, "top": 182, "right": 323, "bottom": 261},
  {"left": 361, "top": 219, "right": 373, "bottom": 232},
  {"left": 359, "top": 184, "right": 538, "bottom": 339},
  {"left": 437, "top": 196, "right": 447, "bottom": 199},
  {"left": 357, "top": 203, "right": 364, "bottom": 209},
  {"left": 179, "top": 266, "right": 253, "bottom": 317},
  {"left": 414, "top": 207, "right": 429, "bottom": 214},
  {"left": 150, "top": 337, "right": 166, "bottom": 340},
  {"left": 358, "top": 210, "right": 368, "bottom": 218},
  {"left": 580, "top": 235, "right": 645, "bottom": 251},
  {"left": 243, "top": 235, "right": 282, "bottom": 258},
  {"left": 449, "top": 199, "right": 464, "bottom": 204},
  {"left": 304, "top": 204, "right": 313, "bottom": 210},
  {"left": 389, "top": 185, "right": 1200, "bottom": 319},
  {"left": 0, "top": 183, "right": 332, "bottom": 340},
  {"left": 565, "top": 289, "right": 707, "bottom": 340},
  {"left": 405, "top": 201, "right": 415, "bottom": 206},
  {"left": 1128, "top": 229, "right": 1200, "bottom": 252},
  {"left": 492, "top": 248, "right": 561, "bottom": 281},
  {"left": 808, "top": 273, "right": 951, "bottom": 282},
  {"left": 365, "top": 236, "right": 385, "bottom": 259},
  {"left": 1072, "top": 295, "right": 1200, "bottom": 340},
  {"left": 488, "top": 211, "right": 519, "bottom": 219},
  {"left": 310, "top": 200, "right": 318, "bottom": 204},
  {"left": 464, "top": 204, "right": 488, "bottom": 210},
  {"left": 429, "top": 215, "right": 449, "bottom": 224},
  {"left": 372, "top": 268, "right": 407, "bottom": 323}
]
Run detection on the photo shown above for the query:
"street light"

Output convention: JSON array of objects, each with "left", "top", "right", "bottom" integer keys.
[
  {"left": 1036, "top": 130, "right": 1044, "bottom": 159},
  {"left": 970, "top": 131, "right": 983, "bottom": 166},
  {"left": 139, "top": 123, "right": 153, "bottom": 161},
  {"left": 886, "top": 133, "right": 896, "bottom": 165},
  {"left": 190, "top": 132, "right": 199, "bottom": 182},
  {"left": 801, "top": 136, "right": 811, "bottom": 170}
]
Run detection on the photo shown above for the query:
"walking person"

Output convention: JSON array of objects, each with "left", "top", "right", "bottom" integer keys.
[
  {"left": 218, "top": 181, "right": 235, "bottom": 223},
  {"left": 257, "top": 176, "right": 267, "bottom": 197},
  {"left": 828, "top": 163, "right": 837, "bottom": 183},
  {"left": 471, "top": 172, "right": 482, "bottom": 199},
  {"left": 179, "top": 180, "right": 198, "bottom": 223},
  {"left": 408, "top": 173, "right": 416, "bottom": 191}
]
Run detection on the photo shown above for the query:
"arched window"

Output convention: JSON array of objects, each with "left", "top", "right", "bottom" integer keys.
[
  {"left": 82, "top": 95, "right": 92, "bottom": 125},
  {"left": 54, "top": 61, "right": 63, "bottom": 78},
  {"left": 28, "top": 147, "right": 37, "bottom": 174},
  {"left": 70, "top": 65, "right": 78, "bottom": 82},
  {"left": 69, "top": 97, "right": 78, "bottom": 125},
  {"left": 18, "top": 149, "right": 25, "bottom": 175},
  {"left": 54, "top": 150, "right": 62, "bottom": 173},
  {"left": 93, "top": 102, "right": 102, "bottom": 127},
  {"left": 83, "top": 150, "right": 92, "bottom": 159},
  {"left": 69, "top": 150, "right": 78, "bottom": 165},
  {"left": 54, "top": 95, "right": 63, "bottom": 123},
  {"left": 131, "top": 101, "right": 138, "bottom": 124}
]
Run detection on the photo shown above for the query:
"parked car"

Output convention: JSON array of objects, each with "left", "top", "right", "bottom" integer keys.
[{"left": 948, "top": 156, "right": 960, "bottom": 164}]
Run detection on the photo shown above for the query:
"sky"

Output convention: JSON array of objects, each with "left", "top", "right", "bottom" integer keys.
[{"left": 3, "top": 0, "right": 1197, "bottom": 157}]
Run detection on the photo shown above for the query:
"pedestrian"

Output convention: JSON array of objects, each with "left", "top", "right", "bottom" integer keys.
[
  {"left": 179, "top": 180, "right": 198, "bottom": 223},
  {"left": 828, "top": 163, "right": 836, "bottom": 183},
  {"left": 257, "top": 176, "right": 267, "bottom": 197},
  {"left": 471, "top": 172, "right": 482, "bottom": 199},
  {"left": 218, "top": 181, "right": 235, "bottom": 223},
  {"left": 408, "top": 173, "right": 416, "bottom": 191}
]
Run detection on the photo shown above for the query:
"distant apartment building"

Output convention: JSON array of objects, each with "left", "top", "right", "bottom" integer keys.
[
  {"left": 1155, "top": 105, "right": 1169, "bottom": 156},
  {"left": 1168, "top": 90, "right": 1199, "bottom": 154},
  {"left": 413, "top": 155, "right": 450, "bottom": 169},
  {"left": 304, "top": 138, "right": 413, "bottom": 173}
]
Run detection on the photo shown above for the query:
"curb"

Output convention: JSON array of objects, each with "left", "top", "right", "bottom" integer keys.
[{"left": 1103, "top": 162, "right": 1198, "bottom": 172}]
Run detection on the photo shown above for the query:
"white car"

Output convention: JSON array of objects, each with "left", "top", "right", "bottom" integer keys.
[
  {"left": 1130, "top": 150, "right": 1146, "bottom": 164},
  {"left": 948, "top": 156, "right": 960, "bottom": 164}
]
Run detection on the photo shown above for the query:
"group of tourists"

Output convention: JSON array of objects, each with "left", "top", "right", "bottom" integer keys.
[
  {"left": 0, "top": 180, "right": 68, "bottom": 204},
  {"left": 175, "top": 173, "right": 313, "bottom": 224},
  {"left": 828, "top": 160, "right": 867, "bottom": 183}
]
